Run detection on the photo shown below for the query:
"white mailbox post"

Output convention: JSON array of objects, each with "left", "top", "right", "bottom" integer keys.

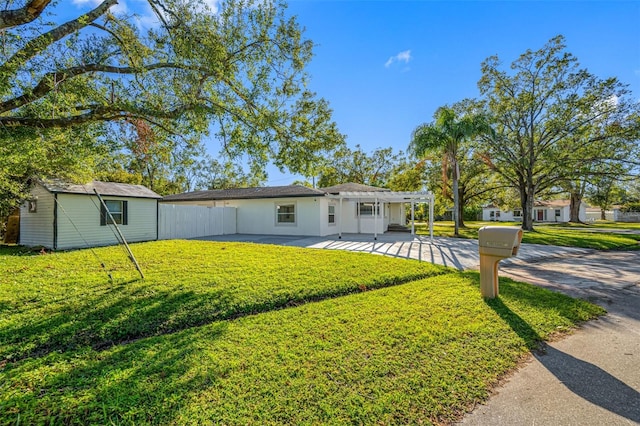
[{"left": 478, "top": 226, "right": 523, "bottom": 298}]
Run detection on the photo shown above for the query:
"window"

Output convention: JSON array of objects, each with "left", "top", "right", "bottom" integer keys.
[
  {"left": 328, "top": 205, "right": 335, "bottom": 224},
  {"left": 276, "top": 203, "right": 295, "bottom": 224},
  {"left": 358, "top": 203, "right": 380, "bottom": 217},
  {"left": 513, "top": 209, "right": 522, "bottom": 218},
  {"left": 28, "top": 199, "right": 37, "bottom": 213},
  {"left": 101, "top": 200, "right": 128, "bottom": 226},
  {"left": 555, "top": 209, "right": 561, "bottom": 217}
]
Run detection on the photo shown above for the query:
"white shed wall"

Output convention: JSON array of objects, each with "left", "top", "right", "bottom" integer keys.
[
  {"left": 19, "top": 184, "right": 55, "bottom": 248},
  {"left": 55, "top": 194, "right": 157, "bottom": 250}
]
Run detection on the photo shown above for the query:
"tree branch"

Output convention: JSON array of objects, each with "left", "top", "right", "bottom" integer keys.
[
  {"left": 0, "top": 62, "right": 191, "bottom": 113},
  {"left": 0, "top": 0, "right": 51, "bottom": 30},
  {"left": 1, "top": 0, "right": 117, "bottom": 75},
  {"left": 0, "top": 103, "right": 196, "bottom": 128}
]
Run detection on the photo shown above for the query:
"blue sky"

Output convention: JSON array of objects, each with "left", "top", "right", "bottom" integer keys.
[
  {"left": 265, "top": 0, "right": 640, "bottom": 184},
  {"left": 69, "top": 0, "right": 640, "bottom": 185}
]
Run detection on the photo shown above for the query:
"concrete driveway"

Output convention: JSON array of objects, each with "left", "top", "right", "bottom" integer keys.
[
  {"left": 199, "top": 232, "right": 640, "bottom": 425},
  {"left": 197, "top": 232, "right": 590, "bottom": 271}
]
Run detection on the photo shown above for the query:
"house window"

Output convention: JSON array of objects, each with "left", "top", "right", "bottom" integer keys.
[
  {"left": 513, "top": 209, "right": 522, "bottom": 218},
  {"left": 358, "top": 202, "right": 380, "bottom": 217},
  {"left": 28, "top": 199, "right": 37, "bottom": 213},
  {"left": 555, "top": 209, "right": 561, "bottom": 217},
  {"left": 328, "top": 205, "right": 335, "bottom": 224},
  {"left": 101, "top": 200, "right": 128, "bottom": 226},
  {"left": 276, "top": 203, "right": 296, "bottom": 224}
]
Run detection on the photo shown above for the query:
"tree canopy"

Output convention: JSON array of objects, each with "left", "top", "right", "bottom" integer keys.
[
  {"left": 477, "top": 35, "right": 640, "bottom": 230},
  {"left": 0, "top": 0, "right": 343, "bottom": 220},
  {"left": 410, "top": 105, "right": 489, "bottom": 235},
  {"left": 316, "top": 145, "right": 405, "bottom": 188}
]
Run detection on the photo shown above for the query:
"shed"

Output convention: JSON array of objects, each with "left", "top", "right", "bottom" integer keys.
[{"left": 20, "top": 180, "right": 161, "bottom": 250}]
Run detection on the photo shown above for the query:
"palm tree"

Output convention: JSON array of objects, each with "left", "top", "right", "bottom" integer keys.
[{"left": 410, "top": 107, "right": 488, "bottom": 236}]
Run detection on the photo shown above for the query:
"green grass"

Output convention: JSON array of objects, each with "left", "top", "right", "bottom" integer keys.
[
  {"left": 0, "top": 240, "right": 604, "bottom": 424},
  {"left": 0, "top": 240, "right": 447, "bottom": 362},
  {"left": 416, "top": 221, "right": 640, "bottom": 250}
]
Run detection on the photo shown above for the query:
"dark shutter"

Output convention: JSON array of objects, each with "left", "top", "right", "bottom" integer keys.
[
  {"left": 122, "top": 201, "right": 128, "bottom": 225},
  {"left": 100, "top": 203, "right": 106, "bottom": 226}
]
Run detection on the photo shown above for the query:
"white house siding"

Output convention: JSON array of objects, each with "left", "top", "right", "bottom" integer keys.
[
  {"left": 482, "top": 208, "right": 517, "bottom": 222},
  {"left": 55, "top": 194, "right": 157, "bottom": 250},
  {"left": 334, "top": 200, "right": 388, "bottom": 235},
  {"left": 19, "top": 184, "right": 55, "bottom": 247},
  {"left": 319, "top": 198, "right": 338, "bottom": 237},
  {"left": 158, "top": 204, "right": 236, "bottom": 239},
  {"left": 483, "top": 203, "right": 586, "bottom": 223}
]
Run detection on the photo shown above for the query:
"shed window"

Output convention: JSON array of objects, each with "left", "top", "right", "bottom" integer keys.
[
  {"left": 101, "top": 200, "right": 128, "bottom": 225},
  {"left": 276, "top": 204, "right": 295, "bottom": 224}
]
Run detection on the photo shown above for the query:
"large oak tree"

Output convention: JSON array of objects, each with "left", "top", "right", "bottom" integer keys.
[
  {"left": 478, "top": 35, "right": 640, "bottom": 230},
  {"left": 0, "top": 0, "right": 343, "bottom": 219}
]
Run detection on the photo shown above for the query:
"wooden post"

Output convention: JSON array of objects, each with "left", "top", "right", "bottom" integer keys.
[{"left": 94, "top": 189, "right": 145, "bottom": 280}]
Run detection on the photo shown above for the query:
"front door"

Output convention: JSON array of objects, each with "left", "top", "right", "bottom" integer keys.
[
  {"left": 389, "top": 203, "right": 401, "bottom": 224},
  {"left": 536, "top": 209, "right": 545, "bottom": 221}
]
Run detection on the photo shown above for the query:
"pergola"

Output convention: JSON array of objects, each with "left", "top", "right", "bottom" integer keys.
[{"left": 328, "top": 191, "right": 434, "bottom": 240}]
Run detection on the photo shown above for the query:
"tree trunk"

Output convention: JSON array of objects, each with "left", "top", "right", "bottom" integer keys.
[
  {"left": 452, "top": 159, "right": 460, "bottom": 236},
  {"left": 521, "top": 185, "right": 534, "bottom": 231},
  {"left": 458, "top": 195, "right": 465, "bottom": 228},
  {"left": 601, "top": 209, "right": 606, "bottom": 220},
  {"left": 569, "top": 192, "right": 582, "bottom": 223}
]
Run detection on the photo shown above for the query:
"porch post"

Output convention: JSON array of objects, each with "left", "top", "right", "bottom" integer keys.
[
  {"left": 411, "top": 200, "right": 415, "bottom": 235},
  {"left": 338, "top": 196, "right": 343, "bottom": 239},
  {"left": 374, "top": 197, "right": 378, "bottom": 240},
  {"left": 429, "top": 194, "right": 434, "bottom": 240}
]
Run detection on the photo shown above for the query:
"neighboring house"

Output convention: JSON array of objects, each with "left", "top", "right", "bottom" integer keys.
[
  {"left": 20, "top": 180, "right": 161, "bottom": 250},
  {"left": 482, "top": 200, "right": 587, "bottom": 223},
  {"left": 161, "top": 182, "right": 433, "bottom": 238}
]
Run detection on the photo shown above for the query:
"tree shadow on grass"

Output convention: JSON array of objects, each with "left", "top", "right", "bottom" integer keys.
[
  {"left": 0, "top": 284, "right": 236, "bottom": 362},
  {"left": 2, "top": 322, "right": 230, "bottom": 425},
  {"left": 485, "top": 291, "right": 640, "bottom": 423}
]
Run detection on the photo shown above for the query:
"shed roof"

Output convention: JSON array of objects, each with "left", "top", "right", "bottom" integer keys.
[
  {"left": 41, "top": 180, "right": 161, "bottom": 199},
  {"left": 320, "top": 182, "right": 390, "bottom": 194},
  {"left": 162, "top": 185, "right": 325, "bottom": 202}
]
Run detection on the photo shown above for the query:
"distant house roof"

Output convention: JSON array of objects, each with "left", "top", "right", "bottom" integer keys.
[
  {"left": 40, "top": 180, "right": 161, "bottom": 199},
  {"left": 534, "top": 199, "right": 572, "bottom": 208},
  {"left": 162, "top": 185, "right": 325, "bottom": 202},
  {"left": 320, "top": 182, "right": 391, "bottom": 194},
  {"left": 484, "top": 200, "right": 586, "bottom": 210}
]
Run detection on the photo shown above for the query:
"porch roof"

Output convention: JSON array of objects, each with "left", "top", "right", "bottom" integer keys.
[{"left": 327, "top": 191, "right": 433, "bottom": 202}]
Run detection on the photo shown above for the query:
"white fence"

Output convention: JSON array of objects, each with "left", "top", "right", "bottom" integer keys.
[
  {"left": 614, "top": 210, "right": 640, "bottom": 223},
  {"left": 158, "top": 204, "right": 236, "bottom": 239}
]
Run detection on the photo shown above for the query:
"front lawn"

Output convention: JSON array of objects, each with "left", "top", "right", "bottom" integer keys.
[
  {"left": 0, "top": 241, "right": 604, "bottom": 424},
  {"left": 0, "top": 240, "right": 447, "bottom": 362},
  {"left": 416, "top": 221, "right": 640, "bottom": 250}
]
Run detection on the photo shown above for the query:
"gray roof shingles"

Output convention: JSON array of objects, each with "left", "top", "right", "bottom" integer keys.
[
  {"left": 41, "top": 180, "right": 162, "bottom": 199},
  {"left": 320, "top": 182, "right": 391, "bottom": 194},
  {"left": 162, "top": 185, "right": 326, "bottom": 201}
]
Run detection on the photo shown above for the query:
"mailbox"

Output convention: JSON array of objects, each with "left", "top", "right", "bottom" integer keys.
[{"left": 478, "top": 226, "right": 523, "bottom": 299}]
